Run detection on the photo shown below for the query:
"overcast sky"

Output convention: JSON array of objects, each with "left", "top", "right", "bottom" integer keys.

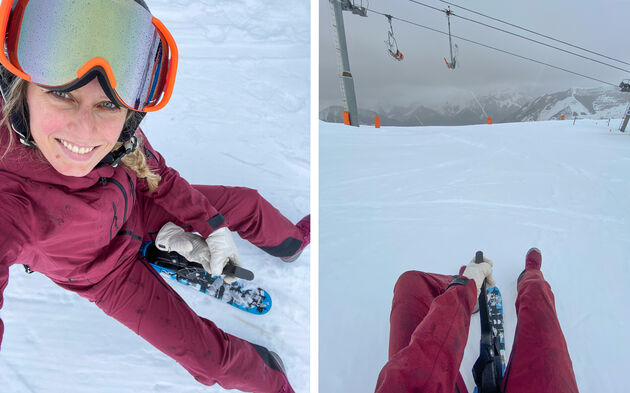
[{"left": 320, "top": 0, "right": 630, "bottom": 110}]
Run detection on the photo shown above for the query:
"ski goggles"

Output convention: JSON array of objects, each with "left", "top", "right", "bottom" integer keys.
[{"left": 0, "top": 0, "right": 178, "bottom": 112}]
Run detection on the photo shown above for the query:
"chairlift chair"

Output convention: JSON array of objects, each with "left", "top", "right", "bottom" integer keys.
[
  {"left": 620, "top": 79, "right": 630, "bottom": 92},
  {"left": 385, "top": 15, "right": 404, "bottom": 61},
  {"left": 443, "top": 7, "right": 457, "bottom": 69}
]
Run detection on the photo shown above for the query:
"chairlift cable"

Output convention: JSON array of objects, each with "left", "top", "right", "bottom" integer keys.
[
  {"left": 365, "top": 8, "right": 618, "bottom": 87},
  {"left": 437, "top": 0, "right": 630, "bottom": 67},
  {"left": 407, "top": 0, "right": 630, "bottom": 74}
]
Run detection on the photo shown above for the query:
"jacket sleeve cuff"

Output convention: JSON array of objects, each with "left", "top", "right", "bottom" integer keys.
[
  {"left": 447, "top": 276, "right": 478, "bottom": 313},
  {"left": 447, "top": 276, "right": 470, "bottom": 289},
  {"left": 207, "top": 214, "right": 226, "bottom": 230}
]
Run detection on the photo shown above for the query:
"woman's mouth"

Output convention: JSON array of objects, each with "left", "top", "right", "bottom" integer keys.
[{"left": 57, "top": 138, "right": 96, "bottom": 155}]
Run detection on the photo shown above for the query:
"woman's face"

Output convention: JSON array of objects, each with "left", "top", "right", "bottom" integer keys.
[{"left": 26, "top": 79, "right": 128, "bottom": 177}]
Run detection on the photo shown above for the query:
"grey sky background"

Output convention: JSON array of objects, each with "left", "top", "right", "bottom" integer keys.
[{"left": 320, "top": 0, "right": 630, "bottom": 110}]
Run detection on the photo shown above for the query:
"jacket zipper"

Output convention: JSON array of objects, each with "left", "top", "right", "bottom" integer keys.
[
  {"left": 100, "top": 176, "right": 128, "bottom": 225},
  {"left": 125, "top": 172, "right": 135, "bottom": 202}
]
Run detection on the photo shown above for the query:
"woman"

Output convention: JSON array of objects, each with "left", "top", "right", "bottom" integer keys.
[{"left": 0, "top": 0, "right": 308, "bottom": 392}]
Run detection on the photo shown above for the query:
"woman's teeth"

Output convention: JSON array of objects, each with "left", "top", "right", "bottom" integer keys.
[{"left": 60, "top": 139, "right": 95, "bottom": 155}]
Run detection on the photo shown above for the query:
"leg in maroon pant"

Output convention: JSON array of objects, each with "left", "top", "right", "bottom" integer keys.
[
  {"left": 388, "top": 270, "right": 469, "bottom": 393},
  {"left": 144, "top": 185, "right": 306, "bottom": 258},
  {"left": 502, "top": 269, "right": 579, "bottom": 393},
  {"left": 83, "top": 257, "right": 293, "bottom": 393}
]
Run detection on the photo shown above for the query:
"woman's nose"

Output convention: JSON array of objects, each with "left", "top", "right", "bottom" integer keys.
[{"left": 67, "top": 107, "right": 96, "bottom": 140}]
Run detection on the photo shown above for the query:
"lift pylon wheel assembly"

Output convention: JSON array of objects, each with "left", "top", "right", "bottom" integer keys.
[
  {"left": 339, "top": 0, "right": 368, "bottom": 17},
  {"left": 444, "top": 6, "right": 457, "bottom": 69},
  {"left": 385, "top": 15, "right": 404, "bottom": 61}
]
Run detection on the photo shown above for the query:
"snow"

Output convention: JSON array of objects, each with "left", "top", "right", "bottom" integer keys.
[
  {"left": 0, "top": 0, "right": 309, "bottom": 392},
  {"left": 320, "top": 119, "right": 630, "bottom": 392}
]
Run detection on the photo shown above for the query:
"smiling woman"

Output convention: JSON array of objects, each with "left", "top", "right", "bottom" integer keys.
[
  {"left": 26, "top": 80, "right": 128, "bottom": 177},
  {"left": 0, "top": 0, "right": 309, "bottom": 392},
  {"left": 1, "top": 71, "right": 161, "bottom": 190}
]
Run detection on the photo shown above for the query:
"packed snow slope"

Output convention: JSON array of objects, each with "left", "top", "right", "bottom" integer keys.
[
  {"left": 320, "top": 119, "right": 630, "bottom": 393},
  {"left": 0, "top": 1, "right": 309, "bottom": 392}
]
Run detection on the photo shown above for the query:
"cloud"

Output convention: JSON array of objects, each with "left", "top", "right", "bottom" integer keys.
[{"left": 320, "top": 0, "right": 630, "bottom": 109}]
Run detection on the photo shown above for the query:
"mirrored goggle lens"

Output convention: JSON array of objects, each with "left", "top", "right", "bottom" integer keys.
[{"left": 8, "top": 0, "right": 168, "bottom": 110}]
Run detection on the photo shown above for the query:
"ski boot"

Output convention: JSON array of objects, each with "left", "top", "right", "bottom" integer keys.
[{"left": 281, "top": 214, "right": 310, "bottom": 263}]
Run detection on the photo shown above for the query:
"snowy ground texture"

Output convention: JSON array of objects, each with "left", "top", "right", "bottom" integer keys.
[
  {"left": 0, "top": 0, "right": 309, "bottom": 392},
  {"left": 320, "top": 119, "right": 630, "bottom": 393}
]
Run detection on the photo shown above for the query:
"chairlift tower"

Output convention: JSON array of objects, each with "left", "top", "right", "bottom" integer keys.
[
  {"left": 620, "top": 80, "right": 630, "bottom": 132},
  {"left": 329, "top": 0, "right": 362, "bottom": 126},
  {"left": 620, "top": 104, "right": 630, "bottom": 132}
]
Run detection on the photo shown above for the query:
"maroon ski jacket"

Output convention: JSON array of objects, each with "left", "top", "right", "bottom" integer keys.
[{"left": 0, "top": 126, "right": 226, "bottom": 348}]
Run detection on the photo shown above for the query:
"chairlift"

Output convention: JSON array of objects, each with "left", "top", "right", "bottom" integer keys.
[
  {"left": 385, "top": 15, "right": 404, "bottom": 61},
  {"left": 443, "top": 7, "right": 457, "bottom": 69},
  {"left": 620, "top": 79, "right": 630, "bottom": 92}
]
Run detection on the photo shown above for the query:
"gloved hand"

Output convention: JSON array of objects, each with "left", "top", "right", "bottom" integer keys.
[
  {"left": 155, "top": 222, "right": 211, "bottom": 266},
  {"left": 462, "top": 256, "right": 495, "bottom": 296},
  {"left": 205, "top": 227, "right": 242, "bottom": 284}
]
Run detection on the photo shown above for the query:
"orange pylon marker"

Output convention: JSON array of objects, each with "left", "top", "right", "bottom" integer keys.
[
  {"left": 343, "top": 111, "right": 351, "bottom": 126},
  {"left": 375, "top": 116, "right": 381, "bottom": 128},
  {"left": 487, "top": 117, "right": 493, "bottom": 124},
  {"left": 561, "top": 115, "right": 565, "bottom": 120}
]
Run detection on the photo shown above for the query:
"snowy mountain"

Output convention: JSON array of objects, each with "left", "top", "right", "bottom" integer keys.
[
  {"left": 320, "top": 118, "right": 630, "bottom": 393},
  {"left": 320, "top": 86, "right": 629, "bottom": 126},
  {"left": 514, "top": 86, "right": 629, "bottom": 121}
]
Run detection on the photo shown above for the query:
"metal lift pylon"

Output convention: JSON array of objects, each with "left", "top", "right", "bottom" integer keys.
[
  {"left": 620, "top": 104, "right": 630, "bottom": 132},
  {"left": 329, "top": 0, "right": 363, "bottom": 127}
]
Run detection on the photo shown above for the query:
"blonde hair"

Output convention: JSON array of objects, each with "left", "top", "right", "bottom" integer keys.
[
  {"left": 117, "top": 129, "right": 161, "bottom": 192},
  {"left": 0, "top": 74, "right": 161, "bottom": 191}
]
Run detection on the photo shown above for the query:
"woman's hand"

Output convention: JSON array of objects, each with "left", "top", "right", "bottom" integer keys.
[
  {"left": 155, "top": 222, "right": 242, "bottom": 283},
  {"left": 155, "top": 221, "right": 211, "bottom": 266},
  {"left": 205, "top": 227, "right": 242, "bottom": 284},
  {"left": 462, "top": 256, "right": 495, "bottom": 296}
]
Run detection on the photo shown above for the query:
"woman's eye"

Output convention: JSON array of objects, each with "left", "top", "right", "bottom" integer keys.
[
  {"left": 101, "top": 101, "right": 120, "bottom": 111},
  {"left": 50, "top": 91, "right": 70, "bottom": 99}
]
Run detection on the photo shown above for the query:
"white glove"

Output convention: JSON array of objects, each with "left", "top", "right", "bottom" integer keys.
[
  {"left": 206, "top": 227, "right": 242, "bottom": 284},
  {"left": 462, "top": 256, "right": 495, "bottom": 296},
  {"left": 155, "top": 222, "right": 211, "bottom": 266}
]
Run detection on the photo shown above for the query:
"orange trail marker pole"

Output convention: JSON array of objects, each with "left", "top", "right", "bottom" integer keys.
[
  {"left": 343, "top": 111, "right": 351, "bottom": 126},
  {"left": 487, "top": 117, "right": 492, "bottom": 124},
  {"left": 375, "top": 116, "right": 381, "bottom": 128}
]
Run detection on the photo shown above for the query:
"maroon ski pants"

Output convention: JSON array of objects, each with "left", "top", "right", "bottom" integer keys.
[
  {"left": 77, "top": 185, "right": 301, "bottom": 392},
  {"left": 380, "top": 269, "right": 578, "bottom": 393},
  {"left": 502, "top": 269, "right": 579, "bottom": 393},
  {"left": 150, "top": 185, "right": 306, "bottom": 258}
]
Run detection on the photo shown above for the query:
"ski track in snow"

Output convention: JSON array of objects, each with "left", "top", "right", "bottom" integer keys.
[
  {"left": 0, "top": 1, "right": 309, "bottom": 392},
  {"left": 320, "top": 119, "right": 630, "bottom": 393}
]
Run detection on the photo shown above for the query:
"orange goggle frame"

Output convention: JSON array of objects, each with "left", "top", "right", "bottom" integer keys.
[{"left": 0, "top": 0, "right": 178, "bottom": 112}]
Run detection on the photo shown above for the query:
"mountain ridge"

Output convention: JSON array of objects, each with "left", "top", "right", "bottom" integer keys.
[{"left": 320, "top": 86, "right": 630, "bottom": 126}]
